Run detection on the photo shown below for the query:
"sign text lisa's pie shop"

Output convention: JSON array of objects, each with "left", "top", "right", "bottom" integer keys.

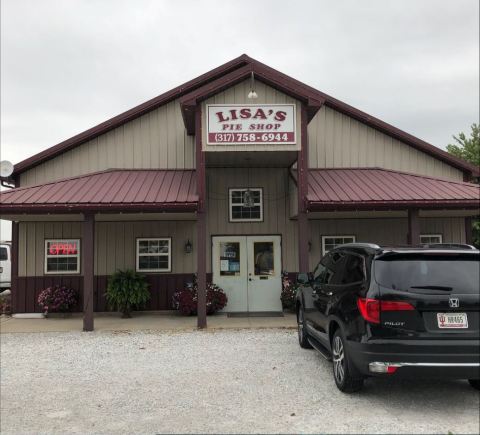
[{"left": 206, "top": 104, "right": 296, "bottom": 145}]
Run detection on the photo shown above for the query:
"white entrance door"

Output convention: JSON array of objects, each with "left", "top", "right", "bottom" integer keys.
[{"left": 212, "top": 235, "right": 282, "bottom": 312}]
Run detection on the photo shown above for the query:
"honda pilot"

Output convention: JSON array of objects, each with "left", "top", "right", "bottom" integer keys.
[{"left": 296, "top": 243, "right": 480, "bottom": 392}]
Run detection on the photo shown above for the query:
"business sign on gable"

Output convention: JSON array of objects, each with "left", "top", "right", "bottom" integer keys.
[{"left": 206, "top": 104, "right": 296, "bottom": 145}]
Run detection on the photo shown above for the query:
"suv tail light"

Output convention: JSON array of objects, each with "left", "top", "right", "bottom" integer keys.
[{"left": 357, "top": 298, "right": 415, "bottom": 324}]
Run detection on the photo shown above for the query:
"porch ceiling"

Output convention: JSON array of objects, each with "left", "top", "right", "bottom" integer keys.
[
  {"left": 307, "top": 168, "right": 480, "bottom": 211},
  {"left": 0, "top": 169, "right": 198, "bottom": 215}
]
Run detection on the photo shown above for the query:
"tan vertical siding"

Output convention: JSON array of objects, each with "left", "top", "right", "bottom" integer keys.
[
  {"left": 18, "top": 220, "right": 196, "bottom": 277},
  {"left": 308, "top": 106, "right": 464, "bottom": 181},
  {"left": 308, "top": 217, "right": 466, "bottom": 269},
  {"left": 19, "top": 99, "right": 195, "bottom": 186},
  {"left": 17, "top": 216, "right": 467, "bottom": 277},
  {"left": 206, "top": 168, "right": 298, "bottom": 272}
]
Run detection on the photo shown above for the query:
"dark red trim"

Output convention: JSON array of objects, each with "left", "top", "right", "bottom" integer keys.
[
  {"left": 407, "top": 209, "right": 420, "bottom": 245},
  {"left": 11, "top": 54, "right": 477, "bottom": 178},
  {"left": 12, "top": 55, "right": 250, "bottom": 176},
  {"left": 10, "top": 222, "right": 19, "bottom": 313},
  {"left": 180, "top": 63, "right": 324, "bottom": 134},
  {"left": 298, "top": 104, "right": 309, "bottom": 273},
  {"left": 82, "top": 214, "right": 94, "bottom": 331},
  {"left": 196, "top": 107, "right": 207, "bottom": 329},
  {"left": 465, "top": 217, "right": 474, "bottom": 245},
  {"left": 0, "top": 203, "right": 197, "bottom": 214},
  {"left": 308, "top": 200, "right": 480, "bottom": 212}
]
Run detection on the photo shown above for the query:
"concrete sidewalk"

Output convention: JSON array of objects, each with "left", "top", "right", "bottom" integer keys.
[{"left": 0, "top": 312, "right": 297, "bottom": 333}]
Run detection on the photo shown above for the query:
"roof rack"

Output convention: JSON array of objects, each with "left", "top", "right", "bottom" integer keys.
[
  {"left": 335, "top": 243, "right": 381, "bottom": 251},
  {"left": 421, "top": 243, "right": 477, "bottom": 250}
]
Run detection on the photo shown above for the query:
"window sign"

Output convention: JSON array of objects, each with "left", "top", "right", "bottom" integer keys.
[
  {"left": 44, "top": 239, "right": 80, "bottom": 274},
  {"left": 219, "top": 242, "right": 241, "bottom": 276},
  {"left": 207, "top": 104, "right": 296, "bottom": 145}
]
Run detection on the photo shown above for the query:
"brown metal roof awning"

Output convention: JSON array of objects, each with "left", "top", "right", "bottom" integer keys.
[
  {"left": 0, "top": 169, "right": 198, "bottom": 214},
  {"left": 307, "top": 168, "right": 480, "bottom": 211}
]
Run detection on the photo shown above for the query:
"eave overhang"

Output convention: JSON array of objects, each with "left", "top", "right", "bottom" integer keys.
[{"left": 179, "top": 63, "right": 325, "bottom": 135}]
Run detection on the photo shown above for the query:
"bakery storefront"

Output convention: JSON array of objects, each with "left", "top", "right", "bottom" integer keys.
[{"left": 1, "top": 54, "right": 479, "bottom": 330}]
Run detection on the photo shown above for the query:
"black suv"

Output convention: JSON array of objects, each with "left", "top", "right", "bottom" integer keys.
[{"left": 296, "top": 243, "right": 480, "bottom": 392}]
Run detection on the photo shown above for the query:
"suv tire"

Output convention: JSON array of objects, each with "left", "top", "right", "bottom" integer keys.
[
  {"left": 297, "top": 306, "right": 313, "bottom": 349},
  {"left": 468, "top": 379, "right": 480, "bottom": 390},
  {"left": 332, "top": 329, "right": 364, "bottom": 393}
]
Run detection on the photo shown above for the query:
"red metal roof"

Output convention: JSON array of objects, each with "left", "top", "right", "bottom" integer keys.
[
  {"left": 0, "top": 169, "right": 198, "bottom": 214},
  {"left": 307, "top": 168, "right": 480, "bottom": 211},
  {"left": 8, "top": 54, "right": 479, "bottom": 178}
]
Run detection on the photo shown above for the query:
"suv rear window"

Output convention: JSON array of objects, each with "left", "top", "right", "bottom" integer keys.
[{"left": 374, "top": 253, "right": 479, "bottom": 294}]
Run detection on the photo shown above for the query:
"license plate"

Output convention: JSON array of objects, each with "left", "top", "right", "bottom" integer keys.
[{"left": 437, "top": 313, "right": 468, "bottom": 329}]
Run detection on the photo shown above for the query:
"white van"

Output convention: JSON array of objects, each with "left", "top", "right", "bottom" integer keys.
[{"left": 0, "top": 243, "right": 11, "bottom": 289}]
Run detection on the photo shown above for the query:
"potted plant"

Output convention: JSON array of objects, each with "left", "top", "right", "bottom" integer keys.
[
  {"left": 37, "top": 285, "right": 78, "bottom": 317},
  {"left": 106, "top": 269, "right": 150, "bottom": 318},
  {"left": 281, "top": 271, "right": 298, "bottom": 312},
  {"left": 173, "top": 275, "right": 228, "bottom": 316}
]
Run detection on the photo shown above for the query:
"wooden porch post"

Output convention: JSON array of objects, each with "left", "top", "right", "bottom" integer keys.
[
  {"left": 196, "top": 107, "right": 207, "bottom": 329},
  {"left": 298, "top": 104, "right": 310, "bottom": 273},
  {"left": 10, "top": 221, "right": 19, "bottom": 314},
  {"left": 465, "top": 216, "right": 473, "bottom": 245},
  {"left": 407, "top": 208, "right": 420, "bottom": 246},
  {"left": 82, "top": 213, "right": 95, "bottom": 331}
]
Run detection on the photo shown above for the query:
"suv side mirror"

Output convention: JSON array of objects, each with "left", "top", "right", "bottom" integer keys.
[{"left": 297, "top": 273, "right": 310, "bottom": 285}]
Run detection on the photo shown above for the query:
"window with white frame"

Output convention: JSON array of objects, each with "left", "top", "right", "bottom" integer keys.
[
  {"left": 45, "top": 239, "right": 80, "bottom": 274},
  {"left": 136, "top": 238, "right": 171, "bottom": 272},
  {"left": 322, "top": 235, "right": 356, "bottom": 255},
  {"left": 229, "top": 188, "right": 263, "bottom": 222},
  {"left": 420, "top": 234, "right": 443, "bottom": 244}
]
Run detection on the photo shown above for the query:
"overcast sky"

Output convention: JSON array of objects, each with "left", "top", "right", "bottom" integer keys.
[{"left": 1, "top": 0, "right": 479, "bottom": 238}]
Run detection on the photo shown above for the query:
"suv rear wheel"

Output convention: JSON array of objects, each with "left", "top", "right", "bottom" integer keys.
[
  {"left": 332, "top": 329, "right": 364, "bottom": 393},
  {"left": 297, "top": 306, "right": 312, "bottom": 349}
]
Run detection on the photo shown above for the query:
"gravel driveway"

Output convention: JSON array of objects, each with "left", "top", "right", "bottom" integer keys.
[{"left": 1, "top": 329, "right": 479, "bottom": 434}]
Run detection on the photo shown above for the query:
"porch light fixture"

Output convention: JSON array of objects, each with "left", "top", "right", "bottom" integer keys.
[
  {"left": 247, "top": 72, "right": 258, "bottom": 99},
  {"left": 184, "top": 240, "right": 192, "bottom": 254}
]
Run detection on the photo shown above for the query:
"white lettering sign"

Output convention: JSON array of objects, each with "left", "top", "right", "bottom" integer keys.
[{"left": 207, "top": 104, "right": 296, "bottom": 145}]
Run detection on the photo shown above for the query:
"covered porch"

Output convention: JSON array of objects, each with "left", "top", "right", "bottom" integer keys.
[
  {"left": 305, "top": 168, "right": 480, "bottom": 258},
  {"left": 0, "top": 169, "right": 199, "bottom": 331},
  {"left": 0, "top": 311, "right": 297, "bottom": 334}
]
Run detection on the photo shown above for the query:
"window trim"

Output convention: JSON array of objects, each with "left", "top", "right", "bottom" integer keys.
[
  {"left": 136, "top": 237, "right": 172, "bottom": 273},
  {"left": 228, "top": 187, "right": 264, "bottom": 222},
  {"left": 321, "top": 235, "right": 356, "bottom": 256},
  {"left": 44, "top": 239, "right": 81, "bottom": 275},
  {"left": 420, "top": 234, "right": 443, "bottom": 244}
]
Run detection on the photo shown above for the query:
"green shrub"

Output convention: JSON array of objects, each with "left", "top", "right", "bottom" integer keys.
[{"left": 106, "top": 269, "right": 150, "bottom": 318}]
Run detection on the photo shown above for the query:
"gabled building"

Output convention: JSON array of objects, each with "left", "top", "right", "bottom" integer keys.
[{"left": 1, "top": 54, "right": 479, "bottom": 330}]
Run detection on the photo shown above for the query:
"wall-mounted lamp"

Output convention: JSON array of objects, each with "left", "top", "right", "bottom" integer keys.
[
  {"left": 184, "top": 240, "right": 193, "bottom": 254},
  {"left": 247, "top": 71, "right": 258, "bottom": 99}
]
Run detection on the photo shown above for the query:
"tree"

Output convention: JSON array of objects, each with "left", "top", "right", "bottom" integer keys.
[
  {"left": 446, "top": 124, "right": 480, "bottom": 247},
  {"left": 446, "top": 123, "right": 480, "bottom": 167}
]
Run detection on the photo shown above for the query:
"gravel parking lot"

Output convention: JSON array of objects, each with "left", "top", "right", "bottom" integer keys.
[{"left": 1, "top": 329, "right": 479, "bottom": 434}]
